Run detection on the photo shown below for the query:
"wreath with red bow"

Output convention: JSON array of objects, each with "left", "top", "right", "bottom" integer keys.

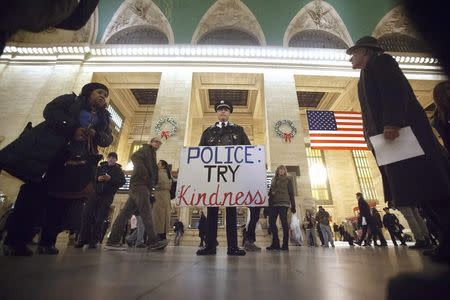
[
  {"left": 154, "top": 116, "right": 178, "bottom": 139},
  {"left": 274, "top": 120, "right": 297, "bottom": 142}
]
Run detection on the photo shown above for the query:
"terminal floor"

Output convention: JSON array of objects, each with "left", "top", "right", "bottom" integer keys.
[{"left": 0, "top": 242, "right": 448, "bottom": 300}]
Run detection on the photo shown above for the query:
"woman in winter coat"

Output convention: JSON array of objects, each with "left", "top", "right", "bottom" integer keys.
[
  {"left": 1, "top": 82, "right": 112, "bottom": 256},
  {"left": 266, "top": 165, "right": 296, "bottom": 251},
  {"left": 431, "top": 80, "right": 450, "bottom": 154},
  {"left": 152, "top": 160, "right": 172, "bottom": 244}
]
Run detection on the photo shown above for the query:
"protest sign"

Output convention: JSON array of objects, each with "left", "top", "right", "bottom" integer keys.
[{"left": 175, "top": 145, "right": 267, "bottom": 207}]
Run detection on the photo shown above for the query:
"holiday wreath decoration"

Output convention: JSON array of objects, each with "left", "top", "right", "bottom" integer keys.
[
  {"left": 154, "top": 116, "right": 178, "bottom": 139},
  {"left": 274, "top": 119, "right": 297, "bottom": 142}
]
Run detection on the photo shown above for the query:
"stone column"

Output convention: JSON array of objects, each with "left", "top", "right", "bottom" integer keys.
[
  {"left": 263, "top": 70, "right": 314, "bottom": 213},
  {"left": 149, "top": 70, "right": 193, "bottom": 169}
]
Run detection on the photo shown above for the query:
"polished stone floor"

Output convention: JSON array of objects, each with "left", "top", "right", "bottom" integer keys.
[{"left": 0, "top": 242, "right": 448, "bottom": 300}]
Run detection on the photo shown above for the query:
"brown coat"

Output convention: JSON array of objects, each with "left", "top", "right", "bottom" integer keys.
[{"left": 152, "top": 169, "right": 172, "bottom": 234}]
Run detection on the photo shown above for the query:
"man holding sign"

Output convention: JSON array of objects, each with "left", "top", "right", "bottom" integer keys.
[{"left": 196, "top": 100, "right": 251, "bottom": 256}]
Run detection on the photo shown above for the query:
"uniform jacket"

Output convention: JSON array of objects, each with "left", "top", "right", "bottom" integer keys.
[
  {"left": 199, "top": 122, "right": 250, "bottom": 146},
  {"left": 357, "top": 53, "right": 450, "bottom": 207},
  {"left": 0, "top": 93, "right": 112, "bottom": 182}
]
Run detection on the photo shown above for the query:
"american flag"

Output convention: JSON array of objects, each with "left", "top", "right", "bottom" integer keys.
[{"left": 306, "top": 110, "right": 368, "bottom": 150}]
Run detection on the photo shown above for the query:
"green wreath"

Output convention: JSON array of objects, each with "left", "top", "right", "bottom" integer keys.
[
  {"left": 154, "top": 116, "right": 178, "bottom": 139},
  {"left": 274, "top": 120, "right": 297, "bottom": 142}
]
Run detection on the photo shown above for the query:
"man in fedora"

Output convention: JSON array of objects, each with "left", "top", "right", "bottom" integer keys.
[
  {"left": 348, "top": 36, "right": 450, "bottom": 261},
  {"left": 196, "top": 100, "right": 250, "bottom": 256}
]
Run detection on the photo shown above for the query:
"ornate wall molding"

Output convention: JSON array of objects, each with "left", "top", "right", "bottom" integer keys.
[
  {"left": 283, "top": 0, "right": 352, "bottom": 47},
  {"left": 191, "top": 0, "right": 266, "bottom": 46},
  {"left": 101, "top": 0, "right": 174, "bottom": 44},
  {"left": 372, "top": 6, "right": 419, "bottom": 39},
  {"left": 9, "top": 10, "right": 98, "bottom": 44}
]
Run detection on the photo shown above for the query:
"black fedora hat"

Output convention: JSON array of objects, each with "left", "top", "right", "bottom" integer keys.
[
  {"left": 214, "top": 100, "right": 233, "bottom": 113},
  {"left": 346, "top": 36, "right": 384, "bottom": 55}
]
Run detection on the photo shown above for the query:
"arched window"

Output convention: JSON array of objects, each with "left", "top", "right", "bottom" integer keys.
[
  {"left": 198, "top": 29, "right": 260, "bottom": 46},
  {"left": 288, "top": 30, "right": 348, "bottom": 49},
  {"left": 106, "top": 25, "right": 169, "bottom": 44},
  {"left": 378, "top": 33, "right": 430, "bottom": 52}
]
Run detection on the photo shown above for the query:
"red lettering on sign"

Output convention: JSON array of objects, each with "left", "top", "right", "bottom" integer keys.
[{"left": 175, "top": 184, "right": 267, "bottom": 207}]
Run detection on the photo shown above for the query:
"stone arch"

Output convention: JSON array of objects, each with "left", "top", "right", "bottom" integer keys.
[
  {"left": 101, "top": 0, "right": 174, "bottom": 44},
  {"left": 192, "top": 0, "right": 266, "bottom": 46},
  {"left": 283, "top": 0, "right": 352, "bottom": 48},
  {"left": 9, "top": 10, "right": 98, "bottom": 44},
  {"left": 372, "top": 6, "right": 419, "bottom": 39},
  {"left": 373, "top": 6, "right": 428, "bottom": 52},
  {"left": 106, "top": 25, "right": 169, "bottom": 44}
]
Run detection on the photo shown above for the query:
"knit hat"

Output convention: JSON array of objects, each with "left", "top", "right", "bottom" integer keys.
[{"left": 80, "top": 82, "right": 109, "bottom": 97}]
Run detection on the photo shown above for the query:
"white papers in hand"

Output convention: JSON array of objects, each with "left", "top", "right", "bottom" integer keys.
[{"left": 369, "top": 126, "right": 425, "bottom": 166}]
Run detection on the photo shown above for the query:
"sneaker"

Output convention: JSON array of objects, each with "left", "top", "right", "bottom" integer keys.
[
  {"left": 104, "top": 243, "right": 127, "bottom": 251},
  {"left": 148, "top": 239, "right": 169, "bottom": 251},
  {"left": 88, "top": 243, "right": 98, "bottom": 249},
  {"left": 37, "top": 246, "right": 59, "bottom": 255},
  {"left": 3, "top": 244, "right": 34, "bottom": 256},
  {"left": 135, "top": 244, "right": 147, "bottom": 248},
  {"left": 244, "top": 241, "right": 262, "bottom": 252}
]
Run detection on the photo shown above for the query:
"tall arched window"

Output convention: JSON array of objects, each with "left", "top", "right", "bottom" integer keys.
[
  {"left": 105, "top": 25, "right": 169, "bottom": 44},
  {"left": 198, "top": 29, "right": 260, "bottom": 46},
  {"left": 378, "top": 33, "right": 430, "bottom": 52},
  {"left": 289, "top": 30, "right": 348, "bottom": 49}
]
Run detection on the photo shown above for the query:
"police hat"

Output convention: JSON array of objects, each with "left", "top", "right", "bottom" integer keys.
[{"left": 214, "top": 100, "right": 233, "bottom": 113}]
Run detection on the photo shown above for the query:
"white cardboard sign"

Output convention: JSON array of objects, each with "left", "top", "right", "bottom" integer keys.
[{"left": 175, "top": 145, "right": 268, "bottom": 207}]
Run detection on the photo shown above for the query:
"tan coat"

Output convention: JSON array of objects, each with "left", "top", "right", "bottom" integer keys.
[{"left": 152, "top": 169, "right": 172, "bottom": 234}]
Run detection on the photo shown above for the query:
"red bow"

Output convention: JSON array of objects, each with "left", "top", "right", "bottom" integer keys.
[
  {"left": 160, "top": 130, "right": 170, "bottom": 139},
  {"left": 283, "top": 132, "right": 292, "bottom": 142}
]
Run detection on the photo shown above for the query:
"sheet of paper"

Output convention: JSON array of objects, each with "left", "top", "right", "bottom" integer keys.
[{"left": 369, "top": 126, "right": 425, "bottom": 166}]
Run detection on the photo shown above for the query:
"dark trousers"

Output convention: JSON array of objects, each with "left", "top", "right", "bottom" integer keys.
[
  {"left": 246, "top": 207, "right": 261, "bottom": 243},
  {"left": 206, "top": 207, "right": 237, "bottom": 250},
  {"left": 79, "top": 193, "right": 114, "bottom": 245},
  {"left": 4, "top": 182, "right": 46, "bottom": 247},
  {"left": 358, "top": 222, "right": 387, "bottom": 245},
  {"left": 269, "top": 206, "right": 289, "bottom": 247},
  {"left": 387, "top": 227, "right": 406, "bottom": 245},
  {"left": 39, "top": 197, "right": 81, "bottom": 246},
  {"left": 199, "top": 232, "right": 207, "bottom": 246}
]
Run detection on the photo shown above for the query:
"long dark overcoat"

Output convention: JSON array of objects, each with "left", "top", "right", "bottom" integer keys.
[{"left": 357, "top": 53, "right": 450, "bottom": 208}]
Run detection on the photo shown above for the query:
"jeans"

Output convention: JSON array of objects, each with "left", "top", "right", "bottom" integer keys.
[
  {"left": 269, "top": 206, "right": 289, "bottom": 248},
  {"left": 174, "top": 231, "right": 183, "bottom": 246},
  {"left": 387, "top": 227, "right": 406, "bottom": 245},
  {"left": 319, "top": 224, "right": 335, "bottom": 247},
  {"left": 79, "top": 193, "right": 114, "bottom": 245},
  {"left": 305, "top": 228, "right": 318, "bottom": 246},
  {"left": 107, "top": 186, "right": 158, "bottom": 245},
  {"left": 246, "top": 207, "right": 261, "bottom": 243},
  {"left": 398, "top": 206, "right": 429, "bottom": 241},
  {"left": 126, "top": 216, "right": 145, "bottom": 246}
]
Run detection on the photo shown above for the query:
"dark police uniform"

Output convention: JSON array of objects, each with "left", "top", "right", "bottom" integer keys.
[{"left": 198, "top": 100, "right": 250, "bottom": 254}]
